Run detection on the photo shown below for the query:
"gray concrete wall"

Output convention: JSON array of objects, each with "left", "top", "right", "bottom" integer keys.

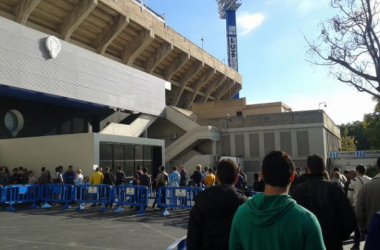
[
  {"left": 0, "top": 133, "right": 95, "bottom": 178},
  {"left": 0, "top": 16, "right": 166, "bottom": 116}
]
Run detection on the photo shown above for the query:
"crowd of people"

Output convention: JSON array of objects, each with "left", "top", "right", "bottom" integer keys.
[{"left": 187, "top": 152, "right": 380, "bottom": 250}]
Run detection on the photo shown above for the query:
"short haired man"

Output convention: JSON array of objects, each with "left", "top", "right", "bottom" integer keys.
[
  {"left": 348, "top": 164, "right": 371, "bottom": 250},
  {"left": 63, "top": 165, "right": 75, "bottom": 185},
  {"left": 356, "top": 157, "right": 380, "bottom": 237},
  {"left": 103, "top": 167, "right": 116, "bottom": 208},
  {"left": 292, "top": 155, "right": 356, "bottom": 250},
  {"left": 230, "top": 151, "right": 325, "bottom": 250},
  {"left": 168, "top": 166, "right": 181, "bottom": 187},
  {"left": 188, "top": 159, "right": 247, "bottom": 250},
  {"left": 115, "top": 166, "right": 125, "bottom": 186},
  {"left": 179, "top": 165, "right": 188, "bottom": 187},
  {"left": 90, "top": 167, "right": 104, "bottom": 207}
]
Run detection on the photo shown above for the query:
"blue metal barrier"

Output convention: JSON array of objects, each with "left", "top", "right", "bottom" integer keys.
[
  {"left": 3, "top": 184, "right": 40, "bottom": 212},
  {"left": 0, "top": 185, "right": 4, "bottom": 204},
  {"left": 113, "top": 185, "right": 148, "bottom": 214},
  {"left": 166, "top": 236, "right": 187, "bottom": 250},
  {"left": 158, "top": 186, "right": 203, "bottom": 216},
  {"left": 75, "top": 184, "right": 113, "bottom": 212},
  {"left": 40, "top": 184, "right": 75, "bottom": 209}
]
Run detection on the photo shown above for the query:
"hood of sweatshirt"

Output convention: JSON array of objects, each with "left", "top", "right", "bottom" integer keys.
[{"left": 247, "top": 193, "right": 296, "bottom": 227}]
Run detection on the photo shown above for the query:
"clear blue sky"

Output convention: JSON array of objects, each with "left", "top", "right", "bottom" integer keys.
[{"left": 147, "top": 0, "right": 376, "bottom": 125}]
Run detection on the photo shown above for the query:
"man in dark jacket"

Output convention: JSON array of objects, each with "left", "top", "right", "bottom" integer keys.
[
  {"left": 187, "top": 159, "right": 247, "bottom": 250},
  {"left": 103, "top": 167, "right": 116, "bottom": 208},
  {"left": 179, "top": 165, "right": 188, "bottom": 186},
  {"left": 63, "top": 165, "right": 75, "bottom": 185},
  {"left": 115, "top": 166, "right": 125, "bottom": 186},
  {"left": 292, "top": 155, "right": 356, "bottom": 250},
  {"left": 190, "top": 165, "right": 202, "bottom": 187}
]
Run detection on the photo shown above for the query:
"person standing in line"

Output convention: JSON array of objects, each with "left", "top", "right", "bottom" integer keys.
[
  {"left": 355, "top": 158, "right": 380, "bottom": 249},
  {"left": 190, "top": 165, "right": 202, "bottom": 187},
  {"left": 139, "top": 167, "right": 151, "bottom": 210},
  {"left": 0, "top": 167, "right": 9, "bottom": 186},
  {"left": 90, "top": 167, "right": 104, "bottom": 207},
  {"left": 153, "top": 166, "right": 168, "bottom": 209},
  {"left": 103, "top": 167, "right": 115, "bottom": 208},
  {"left": 179, "top": 165, "right": 188, "bottom": 187},
  {"left": 187, "top": 159, "right": 247, "bottom": 250},
  {"left": 252, "top": 173, "right": 265, "bottom": 192},
  {"left": 136, "top": 165, "right": 143, "bottom": 179},
  {"left": 230, "top": 151, "right": 325, "bottom": 250},
  {"left": 292, "top": 155, "right": 356, "bottom": 250},
  {"left": 52, "top": 166, "right": 64, "bottom": 184},
  {"left": 63, "top": 165, "right": 75, "bottom": 185},
  {"left": 74, "top": 169, "right": 83, "bottom": 185},
  {"left": 204, "top": 168, "right": 215, "bottom": 187},
  {"left": 115, "top": 166, "right": 125, "bottom": 186},
  {"left": 348, "top": 164, "right": 371, "bottom": 250},
  {"left": 169, "top": 166, "right": 181, "bottom": 187},
  {"left": 38, "top": 167, "right": 49, "bottom": 185},
  {"left": 11, "top": 168, "right": 22, "bottom": 184}
]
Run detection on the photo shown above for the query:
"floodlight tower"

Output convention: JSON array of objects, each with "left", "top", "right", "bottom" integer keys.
[{"left": 217, "top": 0, "right": 242, "bottom": 98}]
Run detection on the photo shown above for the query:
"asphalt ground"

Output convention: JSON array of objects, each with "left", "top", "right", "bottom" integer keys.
[
  {"left": 0, "top": 203, "right": 188, "bottom": 250},
  {"left": 0, "top": 203, "right": 365, "bottom": 250}
]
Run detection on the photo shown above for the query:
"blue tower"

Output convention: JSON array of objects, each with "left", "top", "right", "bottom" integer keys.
[{"left": 217, "top": 0, "right": 242, "bottom": 99}]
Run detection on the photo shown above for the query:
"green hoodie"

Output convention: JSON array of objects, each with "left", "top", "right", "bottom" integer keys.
[{"left": 229, "top": 194, "right": 325, "bottom": 250}]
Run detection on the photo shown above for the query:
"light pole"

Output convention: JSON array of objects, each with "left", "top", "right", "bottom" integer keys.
[{"left": 319, "top": 102, "right": 327, "bottom": 110}]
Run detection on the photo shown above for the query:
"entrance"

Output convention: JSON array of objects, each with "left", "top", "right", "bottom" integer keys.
[{"left": 99, "top": 142, "right": 162, "bottom": 178}]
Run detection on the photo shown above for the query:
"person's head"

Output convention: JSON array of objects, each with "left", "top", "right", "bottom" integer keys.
[
  {"left": 95, "top": 167, "right": 100, "bottom": 172},
  {"left": 179, "top": 165, "right": 184, "bottom": 171},
  {"left": 160, "top": 166, "right": 165, "bottom": 172},
  {"left": 68, "top": 165, "right": 73, "bottom": 172},
  {"left": 172, "top": 166, "right": 177, "bottom": 172},
  {"left": 13, "top": 168, "right": 18, "bottom": 173},
  {"left": 3, "top": 166, "right": 9, "bottom": 173},
  {"left": 254, "top": 173, "right": 259, "bottom": 181},
  {"left": 133, "top": 173, "right": 139, "bottom": 180},
  {"left": 306, "top": 155, "right": 325, "bottom": 174},
  {"left": 204, "top": 166, "right": 208, "bottom": 172},
  {"left": 23, "top": 168, "right": 28, "bottom": 174},
  {"left": 77, "top": 169, "right": 82, "bottom": 174},
  {"left": 196, "top": 164, "right": 202, "bottom": 171},
  {"left": 355, "top": 164, "right": 366, "bottom": 176},
  {"left": 332, "top": 171, "right": 340, "bottom": 180},
  {"left": 105, "top": 167, "right": 110, "bottom": 172},
  {"left": 216, "top": 159, "right": 239, "bottom": 185},
  {"left": 41, "top": 167, "right": 46, "bottom": 172},
  {"left": 208, "top": 168, "right": 213, "bottom": 174},
  {"left": 143, "top": 167, "right": 148, "bottom": 174},
  {"left": 333, "top": 167, "right": 340, "bottom": 173},
  {"left": 137, "top": 165, "right": 142, "bottom": 171},
  {"left": 117, "top": 166, "right": 122, "bottom": 172},
  {"left": 0, "top": 167, "right": 4, "bottom": 172},
  {"left": 99, "top": 167, "right": 103, "bottom": 173},
  {"left": 58, "top": 166, "right": 63, "bottom": 173},
  {"left": 350, "top": 169, "right": 356, "bottom": 179},
  {"left": 261, "top": 151, "right": 295, "bottom": 188},
  {"left": 18, "top": 166, "right": 23, "bottom": 171}
]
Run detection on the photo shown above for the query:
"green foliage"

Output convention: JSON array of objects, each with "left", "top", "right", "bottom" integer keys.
[
  {"left": 363, "top": 98, "right": 380, "bottom": 150},
  {"left": 340, "top": 129, "right": 357, "bottom": 151},
  {"left": 366, "top": 165, "right": 380, "bottom": 178},
  {"left": 339, "top": 121, "right": 370, "bottom": 150}
]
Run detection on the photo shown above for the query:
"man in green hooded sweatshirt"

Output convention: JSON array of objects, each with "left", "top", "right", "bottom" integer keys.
[{"left": 230, "top": 151, "right": 326, "bottom": 250}]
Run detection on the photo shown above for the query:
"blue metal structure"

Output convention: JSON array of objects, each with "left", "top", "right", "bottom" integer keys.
[{"left": 217, "top": 0, "right": 242, "bottom": 99}]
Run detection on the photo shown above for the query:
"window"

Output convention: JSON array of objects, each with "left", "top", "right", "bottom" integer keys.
[{"left": 4, "top": 110, "right": 24, "bottom": 137}]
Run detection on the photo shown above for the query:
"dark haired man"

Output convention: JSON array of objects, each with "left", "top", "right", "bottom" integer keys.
[
  {"left": 115, "top": 166, "right": 125, "bottom": 186},
  {"left": 230, "top": 151, "right": 325, "bottom": 250},
  {"left": 63, "top": 165, "right": 75, "bottom": 185},
  {"left": 292, "top": 154, "right": 356, "bottom": 250},
  {"left": 348, "top": 164, "right": 371, "bottom": 250},
  {"left": 356, "top": 157, "right": 380, "bottom": 244},
  {"left": 187, "top": 159, "right": 247, "bottom": 250}
]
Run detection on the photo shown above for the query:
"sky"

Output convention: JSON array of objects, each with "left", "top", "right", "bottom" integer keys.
[{"left": 146, "top": 0, "right": 377, "bottom": 125}]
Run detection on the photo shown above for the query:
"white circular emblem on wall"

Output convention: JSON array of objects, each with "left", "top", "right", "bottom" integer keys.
[{"left": 45, "top": 36, "right": 61, "bottom": 59}]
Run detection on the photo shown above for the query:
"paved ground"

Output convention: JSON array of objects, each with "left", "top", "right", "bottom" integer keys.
[
  {"left": 0, "top": 203, "right": 188, "bottom": 250},
  {"left": 0, "top": 203, "right": 365, "bottom": 250}
]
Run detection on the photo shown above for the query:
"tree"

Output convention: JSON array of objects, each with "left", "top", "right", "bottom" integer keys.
[
  {"left": 306, "top": 0, "right": 380, "bottom": 98},
  {"left": 339, "top": 121, "right": 370, "bottom": 149},
  {"left": 363, "top": 97, "right": 380, "bottom": 149},
  {"left": 340, "top": 128, "right": 357, "bottom": 151}
]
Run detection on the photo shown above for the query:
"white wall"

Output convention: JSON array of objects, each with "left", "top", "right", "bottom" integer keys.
[{"left": 0, "top": 133, "right": 95, "bottom": 178}]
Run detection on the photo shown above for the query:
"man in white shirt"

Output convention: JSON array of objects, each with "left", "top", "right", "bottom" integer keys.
[{"left": 347, "top": 164, "right": 371, "bottom": 250}]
